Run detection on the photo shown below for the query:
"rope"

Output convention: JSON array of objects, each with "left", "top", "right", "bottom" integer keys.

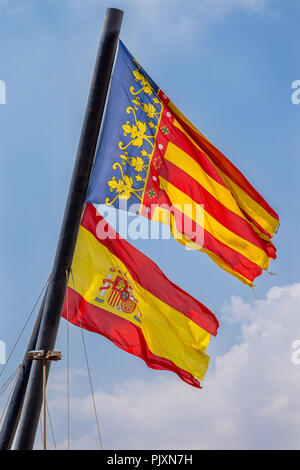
[
  {"left": 65, "top": 270, "right": 70, "bottom": 451},
  {"left": 0, "top": 372, "right": 19, "bottom": 424},
  {"left": 79, "top": 327, "right": 103, "bottom": 449},
  {"left": 0, "top": 275, "right": 50, "bottom": 379},
  {"left": 251, "top": 285, "right": 260, "bottom": 300},
  {"left": 70, "top": 269, "right": 103, "bottom": 450},
  {"left": 46, "top": 400, "right": 57, "bottom": 450},
  {"left": 0, "top": 365, "right": 22, "bottom": 397},
  {"left": 39, "top": 416, "right": 43, "bottom": 447}
]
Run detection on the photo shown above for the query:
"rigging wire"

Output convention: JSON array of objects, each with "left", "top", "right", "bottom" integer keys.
[
  {"left": 79, "top": 326, "right": 103, "bottom": 450},
  {"left": 70, "top": 268, "right": 103, "bottom": 450},
  {"left": 0, "top": 371, "right": 20, "bottom": 424},
  {"left": 0, "top": 365, "right": 22, "bottom": 397},
  {"left": 46, "top": 400, "right": 57, "bottom": 450},
  {"left": 39, "top": 416, "right": 43, "bottom": 448},
  {"left": 65, "top": 270, "right": 70, "bottom": 451},
  {"left": 0, "top": 275, "right": 50, "bottom": 380}
]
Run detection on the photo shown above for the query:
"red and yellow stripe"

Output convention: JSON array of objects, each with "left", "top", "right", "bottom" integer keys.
[
  {"left": 140, "top": 91, "right": 279, "bottom": 286},
  {"left": 62, "top": 204, "right": 219, "bottom": 388}
]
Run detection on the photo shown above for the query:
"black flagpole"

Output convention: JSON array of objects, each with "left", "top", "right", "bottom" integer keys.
[
  {"left": 14, "top": 7, "right": 123, "bottom": 450},
  {"left": 0, "top": 294, "right": 46, "bottom": 450}
]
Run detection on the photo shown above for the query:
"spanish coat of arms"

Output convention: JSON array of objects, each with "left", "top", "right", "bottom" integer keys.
[{"left": 95, "top": 267, "right": 142, "bottom": 322}]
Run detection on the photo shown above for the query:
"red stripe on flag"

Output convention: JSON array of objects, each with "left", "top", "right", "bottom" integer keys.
[
  {"left": 170, "top": 203, "right": 263, "bottom": 282},
  {"left": 160, "top": 159, "right": 276, "bottom": 259},
  {"left": 171, "top": 109, "right": 279, "bottom": 221},
  {"left": 81, "top": 204, "right": 219, "bottom": 336},
  {"left": 240, "top": 208, "right": 272, "bottom": 239},
  {"left": 145, "top": 186, "right": 263, "bottom": 283},
  {"left": 168, "top": 124, "right": 228, "bottom": 188},
  {"left": 62, "top": 287, "right": 201, "bottom": 389}
]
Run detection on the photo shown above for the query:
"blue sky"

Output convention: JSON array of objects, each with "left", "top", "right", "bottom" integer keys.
[{"left": 1, "top": 0, "right": 300, "bottom": 449}]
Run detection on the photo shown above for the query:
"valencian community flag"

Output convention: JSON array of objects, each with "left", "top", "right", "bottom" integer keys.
[
  {"left": 62, "top": 203, "right": 219, "bottom": 388},
  {"left": 86, "top": 41, "right": 279, "bottom": 286}
]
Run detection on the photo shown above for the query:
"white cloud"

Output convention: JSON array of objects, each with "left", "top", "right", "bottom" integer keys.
[{"left": 45, "top": 282, "right": 300, "bottom": 450}]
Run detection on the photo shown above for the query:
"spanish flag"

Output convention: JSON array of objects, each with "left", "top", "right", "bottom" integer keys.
[
  {"left": 62, "top": 204, "right": 219, "bottom": 388},
  {"left": 86, "top": 41, "right": 279, "bottom": 286}
]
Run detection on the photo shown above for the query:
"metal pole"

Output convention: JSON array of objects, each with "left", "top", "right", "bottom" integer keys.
[
  {"left": 14, "top": 7, "right": 123, "bottom": 450},
  {"left": 0, "top": 295, "right": 46, "bottom": 450}
]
